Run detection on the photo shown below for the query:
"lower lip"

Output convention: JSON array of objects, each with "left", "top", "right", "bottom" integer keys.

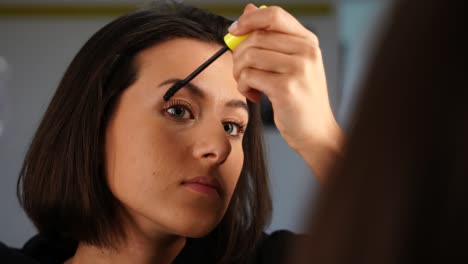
[{"left": 183, "top": 183, "right": 219, "bottom": 197}]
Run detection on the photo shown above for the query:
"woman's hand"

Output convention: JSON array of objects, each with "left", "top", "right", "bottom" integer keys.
[{"left": 230, "top": 4, "right": 344, "bottom": 182}]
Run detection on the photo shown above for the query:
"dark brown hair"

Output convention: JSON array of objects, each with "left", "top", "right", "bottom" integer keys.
[
  {"left": 295, "top": 0, "right": 467, "bottom": 263},
  {"left": 17, "top": 2, "right": 271, "bottom": 263}
]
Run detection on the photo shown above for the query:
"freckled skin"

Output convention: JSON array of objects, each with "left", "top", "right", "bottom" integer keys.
[{"left": 105, "top": 38, "right": 248, "bottom": 239}]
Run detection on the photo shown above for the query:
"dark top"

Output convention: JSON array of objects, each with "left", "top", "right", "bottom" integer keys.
[{"left": 0, "top": 230, "right": 299, "bottom": 264}]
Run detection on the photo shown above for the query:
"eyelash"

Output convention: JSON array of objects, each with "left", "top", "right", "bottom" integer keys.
[
  {"left": 163, "top": 99, "right": 194, "bottom": 120},
  {"left": 224, "top": 120, "right": 247, "bottom": 138},
  {"left": 162, "top": 99, "right": 247, "bottom": 138}
]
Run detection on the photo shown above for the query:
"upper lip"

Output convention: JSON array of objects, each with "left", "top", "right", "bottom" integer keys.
[{"left": 182, "top": 176, "right": 222, "bottom": 194}]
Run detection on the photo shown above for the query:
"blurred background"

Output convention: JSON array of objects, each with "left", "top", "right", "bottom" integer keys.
[{"left": 0, "top": 0, "right": 393, "bottom": 247}]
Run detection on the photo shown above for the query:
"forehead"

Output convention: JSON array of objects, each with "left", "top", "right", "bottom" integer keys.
[{"left": 135, "top": 38, "right": 244, "bottom": 102}]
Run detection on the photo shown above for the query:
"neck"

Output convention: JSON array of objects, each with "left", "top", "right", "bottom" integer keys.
[{"left": 67, "top": 230, "right": 186, "bottom": 264}]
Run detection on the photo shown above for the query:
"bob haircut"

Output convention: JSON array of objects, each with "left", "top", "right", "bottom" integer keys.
[{"left": 17, "top": 2, "right": 272, "bottom": 263}]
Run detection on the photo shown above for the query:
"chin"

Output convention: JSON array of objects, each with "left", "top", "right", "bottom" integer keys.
[
  {"left": 166, "top": 197, "right": 228, "bottom": 238},
  {"left": 173, "top": 215, "right": 222, "bottom": 238},
  {"left": 162, "top": 207, "right": 224, "bottom": 238}
]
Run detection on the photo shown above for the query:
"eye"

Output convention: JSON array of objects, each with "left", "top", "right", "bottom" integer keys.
[
  {"left": 223, "top": 122, "right": 245, "bottom": 137},
  {"left": 165, "top": 104, "right": 193, "bottom": 120}
]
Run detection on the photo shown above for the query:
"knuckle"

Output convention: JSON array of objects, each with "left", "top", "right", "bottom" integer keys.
[
  {"left": 269, "top": 6, "right": 285, "bottom": 25},
  {"left": 303, "top": 42, "right": 320, "bottom": 60},
  {"left": 238, "top": 69, "right": 246, "bottom": 82},
  {"left": 239, "top": 68, "right": 252, "bottom": 81},
  {"left": 249, "top": 30, "right": 263, "bottom": 44},
  {"left": 283, "top": 79, "right": 297, "bottom": 98},
  {"left": 238, "top": 71, "right": 252, "bottom": 92},
  {"left": 236, "top": 17, "right": 249, "bottom": 29},
  {"left": 308, "top": 33, "right": 320, "bottom": 46},
  {"left": 244, "top": 49, "right": 256, "bottom": 65},
  {"left": 270, "top": 6, "right": 284, "bottom": 16}
]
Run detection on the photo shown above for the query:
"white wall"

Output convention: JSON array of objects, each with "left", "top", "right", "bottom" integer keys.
[{"left": 0, "top": 17, "right": 116, "bottom": 247}]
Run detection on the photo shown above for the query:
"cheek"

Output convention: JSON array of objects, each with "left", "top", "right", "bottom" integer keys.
[
  {"left": 222, "top": 143, "right": 245, "bottom": 198},
  {"left": 104, "top": 112, "right": 188, "bottom": 206}
]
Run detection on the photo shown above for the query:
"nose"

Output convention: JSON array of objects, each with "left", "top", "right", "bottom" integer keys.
[{"left": 192, "top": 122, "right": 232, "bottom": 165}]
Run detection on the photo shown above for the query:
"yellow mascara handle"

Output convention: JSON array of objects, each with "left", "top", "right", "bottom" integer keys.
[{"left": 224, "top": 5, "right": 268, "bottom": 51}]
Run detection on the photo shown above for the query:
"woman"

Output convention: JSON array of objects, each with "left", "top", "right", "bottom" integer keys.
[{"left": 3, "top": 1, "right": 342, "bottom": 264}]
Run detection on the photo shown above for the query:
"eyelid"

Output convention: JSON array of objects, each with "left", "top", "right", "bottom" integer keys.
[
  {"left": 223, "top": 119, "right": 247, "bottom": 137},
  {"left": 162, "top": 98, "right": 195, "bottom": 120},
  {"left": 161, "top": 99, "right": 247, "bottom": 136},
  {"left": 163, "top": 98, "right": 193, "bottom": 111},
  {"left": 224, "top": 119, "right": 247, "bottom": 128}
]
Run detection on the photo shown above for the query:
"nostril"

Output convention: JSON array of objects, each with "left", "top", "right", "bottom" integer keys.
[
  {"left": 192, "top": 129, "right": 232, "bottom": 164},
  {"left": 203, "top": 153, "right": 216, "bottom": 158}
]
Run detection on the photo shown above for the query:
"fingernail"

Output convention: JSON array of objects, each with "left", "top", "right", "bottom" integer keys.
[{"left": 228, "top": 21, "right": 238, "bottom": 33}]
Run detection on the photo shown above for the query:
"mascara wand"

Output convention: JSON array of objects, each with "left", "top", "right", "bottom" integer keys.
[
  {"left": 163, "top": 45, "right": 229, "bottom": 101},
  {"left": 163, "top": 5, "right": 267, "bottom": 101}
]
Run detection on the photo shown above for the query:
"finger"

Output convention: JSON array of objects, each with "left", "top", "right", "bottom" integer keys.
[
  {"left": 234, "top": 30, "right": 318, "bottom": 56},
  {"left": 229, "top": 6, "right": 311, "bottom": 39},
  {"left": 243, "top": 3, "right": 258, "bottom": 13},
  {"left": 233, "top": 47, "right": 301, "bottom": 80},
  {"left": 244, "top": 89, "right": 263, "bottom": 103},
  {"left": 237, "top": 67, "right": 287, "bottom": 104}
]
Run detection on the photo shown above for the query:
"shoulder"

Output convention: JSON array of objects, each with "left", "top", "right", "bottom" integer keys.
[
  {"left": 0, "top": 241, "right": 37, "bottom": 264},
  {"left": 1, "top": 234, "right": 77, "bottom": 264},
  {"left": 175, "top": 229, "right": 307, "bottom": 264},
  {"left": 253, "top": 229, "right": 307, "bottom": 264}
]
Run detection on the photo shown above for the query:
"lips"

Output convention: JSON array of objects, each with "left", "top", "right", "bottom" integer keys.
[{"left": 182, "top": 176, "right": 222, "bottom": 197}]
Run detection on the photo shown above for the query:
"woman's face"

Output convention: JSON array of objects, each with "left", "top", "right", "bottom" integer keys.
[{"left": 105, "top": 38, "right": 248, "bottom": 238}]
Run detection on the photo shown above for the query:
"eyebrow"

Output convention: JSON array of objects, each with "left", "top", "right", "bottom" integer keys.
[
  {"left": 159, "top": 78, "right": 249, "bottom": 114},
  {"left": 159, "top": 78, "right": 205, "bottom": 98}
]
